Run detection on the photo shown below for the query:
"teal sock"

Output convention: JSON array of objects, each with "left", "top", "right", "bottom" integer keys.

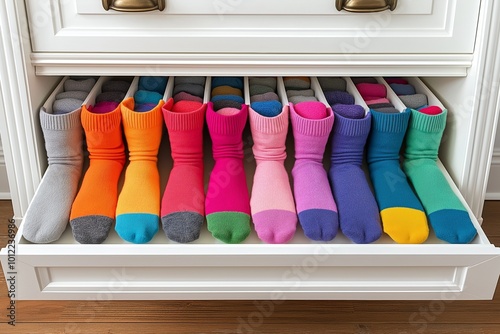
[{"left": 403, "top": 109, "right": 477, "bottom": 244}]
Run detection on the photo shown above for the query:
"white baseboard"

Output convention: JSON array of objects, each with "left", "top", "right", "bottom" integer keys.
[{"left": 486, "top": 149, "right": 500, "bottom": 200}]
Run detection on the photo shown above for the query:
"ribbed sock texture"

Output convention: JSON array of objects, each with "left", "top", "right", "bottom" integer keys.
[
  {"left": 70, "top": 105, "right": 125, "bottom": 244},
  {"left": 161, "top": 98, "right": 206, "bottom": 243},
  {"left": 205, "top": 103, "right": 251, "bottom": 244},
  {"left": 115, "top": 97, "right": 164, "bottom": 244},
  {"left": 403, "top": 109, "right": 477, "bottom": 243},
  {"left": 367, "top": 109, "right": 428, "bottom": 244},
  {"left": 22, "top": 108, "right": 83, "bottom": 243},
  {"left": 250, "top": 107, "right": 297, "bottom": 243},
  {"left": 290, "top": 102, "right": 338, "bottom": 241}
]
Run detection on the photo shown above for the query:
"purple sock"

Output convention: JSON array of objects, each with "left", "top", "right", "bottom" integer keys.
[
  {"left": 324, "top": 91, "right": 355, "bottom": 106},
  {"left": 290, "top": 102, "right": 338, "bottom": 241},
  {"left": 332, "top": 104, "right": 365, "bottom": 119},
  {"left": 329, "top": 112, "right": 382, "bottom": 243},
  {"left": 135, "top": 103, "right": 157, "bottom": 112}
]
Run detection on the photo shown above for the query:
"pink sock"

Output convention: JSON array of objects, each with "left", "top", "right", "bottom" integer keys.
[
  {"left": 356, "top": 83, "right": 387, "bottom": 100},
  {"left": 418, "top": 106, "right": 442, "bottom": 115},
  {"left": 217, "top": 107, "right": 240, "bottom": 116},
  {"left": 249, "top": 107, "right": 297, "bottom": 243},
  {"left": 294, "top": 101, "right": 327, "bottom": 119},
  {"left": 364, "top": 98, "right": 390, "bottom": 105},
  {"left": 160, "top": 98, "right": 206, "bottom": 243},
  {"left": 205, "top": 102, "right": 251, "bottom": 244}
]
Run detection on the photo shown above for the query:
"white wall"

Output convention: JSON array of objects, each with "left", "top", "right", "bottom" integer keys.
[
  {"left": 486, "top": 122, "right": 500, "bottom": 199},
  {"left": 0, "top": 137, "right": 10, "bottom": 199}
]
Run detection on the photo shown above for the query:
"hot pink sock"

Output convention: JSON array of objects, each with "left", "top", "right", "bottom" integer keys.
[
  {"left": 205, "top": 102, "right": 251, "bottom": 244},
  {"left": 418, "top": 106, "right": 442, "bottom": 115},
  {"left": 249, "top": 107, "right": 297, "bottom": 243},
  {"left": 356, "top": 83, "right": 387, "bottom": 100},
  {"left": 293, "top": 101, "right": 327, "bottom": 119},
  {"left": 160, "top": 98, "right": 206, "bottom": 243}
]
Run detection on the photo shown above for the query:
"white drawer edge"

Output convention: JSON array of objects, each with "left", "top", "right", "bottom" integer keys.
[{"left": 31, "top": 53, "right": 473, "bottom": 77}]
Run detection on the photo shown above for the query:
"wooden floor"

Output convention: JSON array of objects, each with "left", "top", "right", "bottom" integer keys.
[{"left": 0, "top": 200, "right": 499, "bottom": 334}]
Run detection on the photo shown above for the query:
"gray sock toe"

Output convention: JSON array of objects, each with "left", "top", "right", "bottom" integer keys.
[
  {"left": 162, "top": 212, "right": 203, "bottom": 243},
  {"left": 64, "top": 78, "right": 96, "bottom": 93},
  {"left": 70, "top": 216, "right": 113, "bottom": 244}
]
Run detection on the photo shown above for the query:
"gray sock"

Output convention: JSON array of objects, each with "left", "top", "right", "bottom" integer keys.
[
  {"left": 367, "top": 103, "right": 394, "bottom": 109},
  {"left": 289, "top": 96, "right": 318, "bottom": 104},
  {"left": 213, "top": 99, "right": 243, "bottom": 111},
  {"left": 374, "top": 107, "right": 400, "bottom": 113},
  {"left": 399, "top": 94, "right": 428, "bottom": 109},
  {"left": 173, "top": 83, "right": 205, "bottom": 98},
  {"left": 102, "top": 80, "right": 131, "bottom": 93},
  {"left": 286, "top": 89, "right": 315, "bottom": 98},
  {"left": 162, "top": 212, "right": 204, "bottom": 244},
  {"left": 249, "top": 84, "right": 274, "bottom": 96},
  {"left": 283, "top": 78, "right": 310, "bottom": 90},
  {"left": 174, "top": 76, "right": 206, "bottom": 86},
  {"left": 22, "top": 108, "right": 83, "bottom": 243},
  {"left": 250, "top": 92, "right": 280, "bottom": 103},
  {"left": 96, "top": 91, "right": 126, "bottom": 104},
  {"left": 318, "top": 77, "right": 347, "bottom": 92},
  {"left": 249, "top": 77, "right": 277, "bottom": 90},
  {"left": 56, "top": 90, "right": 89, "bottom": 101},
  {"left": 53, "top": 98, "right": 84, "bottom": 115},
  {"left": 351, "top": 77, "right": 378, "bottom": 84},
  {"left": 64, "top": 78, "right": 96, "bottom": 93}
]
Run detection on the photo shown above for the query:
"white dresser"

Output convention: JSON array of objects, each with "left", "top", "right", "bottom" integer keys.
[{"left": 1, "top": 0, "right": 500, "bottom": 300}]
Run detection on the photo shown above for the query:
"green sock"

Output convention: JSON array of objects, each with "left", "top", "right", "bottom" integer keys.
[{"left": 403, "top": 109, "right": 477, "bottom": 244}]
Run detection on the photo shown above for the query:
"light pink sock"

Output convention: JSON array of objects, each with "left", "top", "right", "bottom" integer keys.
[{"left": 249, "top": 107, "right": 297, "bottom": 243}]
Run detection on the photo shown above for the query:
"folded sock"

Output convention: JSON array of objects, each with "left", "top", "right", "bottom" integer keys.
[
  {"left": 356, "top": 83, "right": 387, "bottom": 100},
  {"left": 250, "top": 84, "right": 274, "bottom": 96},
  {"left": 367, "top": 109, "right": 428, "bottom": 244},
  {"left": 134, "top": 90, "right": 163, "bottom": 105},
  {"left": 216, "top": 107, "right": 241, "bottom": 116},
  {"left": 174, "top": 83, "right": 205, "bottom": 98},
  {"left": 53, "top": 98, "right": 84, "bottom": 115},
  {"left": 161, "top": 98, "right": 206, "bottom": 243},
  {"left": 171, "top": 100, "right": 204, "bottom": 114},
  {"left": 365, "top": 98, "right": 390, "bottom": 105},
  {"left": 329, "top": 111, "right": 381, "bottom": 244},
  {"left": 332, "top": 104, "right": 365, "bottom": 119},
  {"left": 92, "top": 101, "right": 120, "bottom": 114},
  {"left": 403, "top": 109, "right": 477, "bottom": 243},
  {"left": 175, "top": 76, "right": 206, "bottom": 86},
  {"left": 318, "top": 78, "right": 346, "bottom": 92},
  {"left": 250, "top": 100, "right": 282, "bottom": 117},
  {"left": 399, "top": 94, "right": 428, "bottom": 109},
  {"left": 205, "top": 103, "right": 251, "bottom": 244},
  {"left": 96, "top": 91, "right": 126, "bottom": 104},
  {"left": 251, "top": 92, "right": 280, "bottom": 103},
  {"left": 211, "top": 77, "right": 244, "bottom": 90},
  {"left": 324, "top": 91, "right": 355, "bottom": 106},
  {"left": 284, "top": 77, "right": 310, "bottom": 90},
  {"left": 22, "top": 108, "right": 83, "bottom": 243},
  {"left": 70, "top": 105, "right": 125, "bottom": 244},
  {"left": 102, "top": 80, "right": 131, "bottom": 94},
  {"left": 211, "top": 94, "right": 244, "bottom": 104},
  {"left": 385, "top": 77, "right": 408, "bottom": 85},
  {"left": 138, "top": 76, "right": 168, "bottom": 94},
  {"left": 64, "top": 78, "right": 96, "bottom": 93},
  {"left": 249, "top": 77, "right": 277, "bottom": 90},
  {"left": 173, "top": 91, "right": 204, "bottom": 104},
  {"left": 286, "top": 89, "right": 315, "bottom": 98},
  {"left": 213, "top": 99, "right": 243, "bottom": 111},
  {"left": 288, "top": 96, "right": 318, "bottom": 104},
  {"left": 135, "top": 103, "right": 157, "bottom": 112},
  {"left": 115, "top": 98, "right": 164, "bottom": 244},
  {"left": 56, "top": 91, "right": 89, "bottom": 101},
  {"left": 250, "top": 106, "right": 297, "bottom": 243},
  {"left": 368, "top": 103, "right": 395, "bottom": 109},
  {"left": 390, "top": 83, "right": 416, "bottom": 96},
  {"left": 351, "top": 77, "right": 378, "bottom": 84},
  {"left": 375, "top": 107, "right": 400, "bottom": 114},
  {"left": 419, "top": 105, "right": 442, "bottom": 115},
  {"left": 211, "top": 85, "right": 243, "bottom": 98},
  {"left": 290, "top": 102, "right": 338, "bottom": 241}
]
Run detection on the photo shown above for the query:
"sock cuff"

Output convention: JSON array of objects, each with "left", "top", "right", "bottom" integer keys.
[
  {"left": 206, "top": 102, "right": 248, "bottom": 135},
  {"left": 370, "top": 108, "right": 410, "bottom": 133},
  {"left": 333, "top": 111, "right": 371, "bottom": 137},
  {"left": 249, "top": 106, "right": 288, "bottom": 134},
  {"left": 40, "top": 106, "right": 82, "bottom": 130},
  {"left": 290, "top": 103, "right": 334, "bottom": 137},
  {"left": 81, "top": 105, "right": 122, "bottom": 132},
  {"left": 410, "top": 108, "right": 447, "bottom": 133},
  {"left": 163, "top": 98, "right": 206, "bottom": 131},
  {"left": 121, "top": 97, "right": 164, "bottom": 129}
]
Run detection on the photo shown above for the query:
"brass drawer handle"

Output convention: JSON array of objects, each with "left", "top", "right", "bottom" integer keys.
[
  {"left": 336, "top": 0, "right": 397, "bottom": 12},
  {"left": 102, "top": 0, "right": 166, "bottom": 12}
]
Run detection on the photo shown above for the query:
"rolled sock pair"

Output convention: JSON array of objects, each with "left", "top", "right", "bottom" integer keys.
[
  {"left": 353, "top": 78, "right": 399, "bottom": 114},
  {"left": 210, "top": 77, "right": 244, "bottom": 114},
  {"left": 318, "top": 77, "right": 347, "bottom": 92},
  {"left": 53, "top": 78, "right": 96, "bottom": 115},
  {"left": 138, "top": 76, "right": 168, "bottom": 94},
  {"left": 91, "top": 79, "right": 132, "bottom": 114},
  {"left": 284, "top": 77, "right": 311, "bottom": 90},
  {"left": 249, "top": 77, "right": 282, "bottom": 119},
  {"left": 249, "top": 77, "right": 277, "bottom": 90},
  {"left": 384, "top": 78, "right": 428, "bottom": 110},
  {"left": 284, "top": 77, "right": 318, "bottom": 105}
]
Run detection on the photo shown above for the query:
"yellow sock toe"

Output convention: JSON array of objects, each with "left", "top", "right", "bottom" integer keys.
[{"left": 381, "top": 208, "right": 429, "bottom": 244}]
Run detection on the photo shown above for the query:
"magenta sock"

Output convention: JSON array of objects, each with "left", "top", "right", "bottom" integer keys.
[
  {"left": 356, "top": 83, "right": 387, "bottom": 100},
  {"left": 418, "top": 106, "right": 442, "bottom": 115},
  {"left": 290, "top": 102, "right": 338, "bottom": 241},
  {"left": 91, "top": 101, "right": 120, "bottom": 114}
]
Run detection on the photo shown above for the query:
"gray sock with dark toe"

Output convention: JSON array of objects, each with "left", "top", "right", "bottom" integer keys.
[
  {"left": 162, "top": 213, "right": 204, "bottom": 243},
  {"left": 22, "top": 107, "right": 83, "bottom": 243}
]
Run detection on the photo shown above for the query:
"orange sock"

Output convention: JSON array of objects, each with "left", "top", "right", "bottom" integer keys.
[
  {"left": 115, "top": 97, "right": 164, "bottom": 244},
  {"left": 70, "top": 105, "right": 125, "bottom": 243}
]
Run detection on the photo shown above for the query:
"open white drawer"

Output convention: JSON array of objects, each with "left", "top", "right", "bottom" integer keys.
[{"left": 1, "top": 75, "right": 499, "bottom": 300}]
